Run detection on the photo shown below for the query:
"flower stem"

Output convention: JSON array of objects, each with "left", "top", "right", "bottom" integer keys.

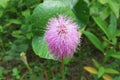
[
  {"left": 20, "top": 52, "right": 36, "bottom": 80},
  {"left": 61, "top": 59, "right": 65, "bottom": 80},
  {"left": 26, "top": 64, "right": 35, "bottom": 80}
]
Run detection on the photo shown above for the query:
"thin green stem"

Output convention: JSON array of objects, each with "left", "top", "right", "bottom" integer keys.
[
  {"left": 20, "top": 52, "right": 36, "bottom": 80},
  {"left": 61, "top": 59, "right": 65, "bottom": 80},
  {"left": 26, "top": 64, "right": 35, "bottom": 80}
]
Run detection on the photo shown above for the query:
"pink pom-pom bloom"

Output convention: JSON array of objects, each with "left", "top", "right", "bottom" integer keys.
[{"left": 45, "top": 15, "right": 80, "bottom": 59}]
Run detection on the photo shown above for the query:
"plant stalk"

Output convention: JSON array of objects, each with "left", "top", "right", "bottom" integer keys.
[
  {"left": 26, "top": 64, "right": 35, "bottom": 80},
  {"left": 20, "top": 52, "right": 36, "bottom": 80},
  {"left": 61, "top": 59, "right": 65, "bottom": 80}
]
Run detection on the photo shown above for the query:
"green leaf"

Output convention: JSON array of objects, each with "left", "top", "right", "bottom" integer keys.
[
  {"left": 104, "top": 49, "right": 120, "bottom": 62},
  {"left": 0, "top": 67, "right": 5, "bottom": 76},
  {"left": 0, "top": 67, "right": 4, "bottom": 73},
  {"left": 108, "top": 14, "right": 117, "bottom": 39},
  {"left": 0, "top": 0, "right": 9, "bottom": 8},
  {"left": 92, "top": 16, "right": 109, "bottom": 38},
  {"left": 64, "top": 0, "right": 78, "bottom": 9},
  {"left": 32, "top": 36, "right": 55, "bottom": 60},
  {"left": 84, "top": 0, "right": 90, "bottom": 4},
  {"left": 98, "top": 66, "right": 105, "bottom": 78},
  {"left": 104, "top": 48, "right": 114, "bottom": 63},
  {"left": 98, "top": 0, "right": 108, "bottom": 4},
  {"left": 92, "top": 59, "right": 100, "bottom": 68},
  {"left": 0, "top": 25, "right": 3, "bottom": 33},
  {"left": 108, "top": 14, "right": 117, "bottom": 45},
  {"left": 12, "top": 68, "right": 19, "bottom": 76},
  {"left": 26, "top": 32, "right": 33, "bottom": 39},
  {"left": 111, "top": 52, "right": 120, "bottom": 59},
  {"left": 108, "top": 0, "right": 119, "bottom": 18},
  {"left": 90, "top": 1, "right": 102, "bottom": 16},
  {"left": 73, "top": 0, "right": 89, "bottom": 27},
  {"left": 99, "top": 7, "right": 111, "bottom": 20},
  {"left": 115, "top": 76, "right": 120, "bottom": 80},
  {"left": 22, "top": 9, "right": 30, "bottom": 19},
  {"left": 32, "top": 0, "right": 76, "bottom": 36},
  {"left": 64, "top": 58, "right": 71, "bottom": 64},
  {"left": 84, "top": 31, "right": 104, "bottom": 52},
  {"left": 12, "top": 30, "right": 23, "bottom": 38},
  {"left": 115, "top": 30, "right": 120, "bottom": 37},
  {"left": 12, "top": 67, "right": 20, "bottom": 79},
  {"left": 3, "top": 55, "right": 13, "bottom": 61},
  {"left": 0, "top": 9, "right": 3, "bottom": 17},
  {"left": 105, "top": 68, "right": 119, "bottom": 74},
  {"left": 9, "top": 19, "right": 21, "bottom": 24}
]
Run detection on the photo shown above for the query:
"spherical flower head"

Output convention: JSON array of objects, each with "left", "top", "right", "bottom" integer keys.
[{"left": 45, "top": 15, "right": 80, "bottom": 59}]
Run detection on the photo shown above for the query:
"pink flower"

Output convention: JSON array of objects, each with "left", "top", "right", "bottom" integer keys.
[{"left": 45, "top": 15, "right": 80, "bottom": 59}]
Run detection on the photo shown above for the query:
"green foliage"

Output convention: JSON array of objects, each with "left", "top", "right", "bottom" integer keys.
[
  {"left": 0, "top": 0, "right": 9, "bottom": 8},
  {"left": 0, "top": 67, "right": 5, "bottom": 80},
  {"left": 115, "top": 76, "right": 120, "bottom": 80},
  {"left": 105, "top": 68, "right": 119, "bottom": 74},
  {"left": 12, "top": 67, "right": 20, "bottom": 79},
  {"left": 92, "top": 16, "right": 109, "bottom": 38},
  {"left": 92, "top": 59, "right": 100, "bottom": 68},
  {"left": 82, "top": 0, "right": 120, "bottom": 79},
  {"left": 108, "top": 0, "right": 120, "bottom": 18},
  {"left": 98, "top": 66, "right": 105, "bottom": 78},
  {"left": 84, "top": 31, "right": 104, "bottom": 52},
  {"left": 110, "top": 52, "right": 120, "bottom": 59},
  {"left": 32, "top": 36, "right": 54, "bottom": 60},
  {"left": 73, "top": 0, "right": 89, "bottom": 27}
]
